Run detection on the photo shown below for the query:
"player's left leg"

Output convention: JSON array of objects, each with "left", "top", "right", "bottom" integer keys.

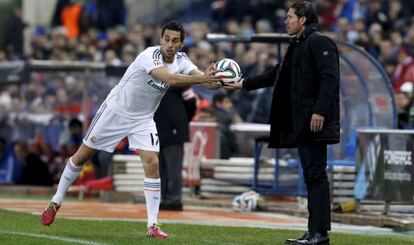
[
  {"left": 139, "top": 150, "right": 168, "bottom": 238},
  {"left": 42, "top": 105, "right": 128, "bottom": 226},
  {"left": 41, "top": 144, "right": 97, "bottom": 226}
]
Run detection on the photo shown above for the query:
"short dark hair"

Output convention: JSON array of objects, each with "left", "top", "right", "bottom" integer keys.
[
  {"left": 290, "top": 1, "right": 318, "bottom": 26},
  {"left": 161, "top": 20, "right": 185, "bottom": 42},
  {"left": 69, "top": 118, "right": 82, "bottom": 129}
]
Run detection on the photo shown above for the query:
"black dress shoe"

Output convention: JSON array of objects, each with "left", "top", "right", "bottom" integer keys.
[
  {"left": 285, "top": 232, "right": 310, "bottom": 244},
  {"left": 295, "top": 232, "right": 329, "bottom": 245}
]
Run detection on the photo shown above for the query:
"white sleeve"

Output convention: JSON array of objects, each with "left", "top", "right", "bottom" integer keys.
[
  {"left": 180, "top": 54, "right": 198, "bottom": 75},
  {"left": 136, "top": 48, "right": 164, "bottom": 74}
]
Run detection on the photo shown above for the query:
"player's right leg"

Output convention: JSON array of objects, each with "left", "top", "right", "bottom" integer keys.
[
  {"left": 139, "top": 150, "right": 168, "bottom": 238},
  {"left": 42, "top": 144, "right": 96, "bottom": 226},
  {"left": 129, "top": 122, "right": 167, "bottom": 238}
]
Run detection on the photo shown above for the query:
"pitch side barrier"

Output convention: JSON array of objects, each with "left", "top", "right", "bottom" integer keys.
[{"left": 207, "top": 33, "right": 396, "bottom": 197}]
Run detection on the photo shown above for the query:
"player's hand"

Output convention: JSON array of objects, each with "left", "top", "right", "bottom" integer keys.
[
  {"left": 202, "top": 63, "right": 222, "bottom": 83},
  {"left": 222, "top": 78, "right": 244, "bottom": 90},
  {"left": 207, "top": 62, "right": 218, "bottom": 72},
  {"left": 310, "top": 113, "right": 324, "bottom": 132}
]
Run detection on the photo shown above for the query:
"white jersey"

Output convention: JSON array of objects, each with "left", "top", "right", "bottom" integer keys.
[{"left": 105, "top": 46, "right": 197, "bottom": 120}]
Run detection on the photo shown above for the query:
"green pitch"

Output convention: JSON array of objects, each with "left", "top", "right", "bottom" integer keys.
[{"left": 0, "top": 209, "right": 412, "bottom": 245}]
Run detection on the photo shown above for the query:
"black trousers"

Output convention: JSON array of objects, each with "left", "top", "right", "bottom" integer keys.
[
  {"left": 159, "top": 144, "right": 184, "bottom": 205},
  {"left": 298, "top": 144, "right": 331, "bottom": 232}
]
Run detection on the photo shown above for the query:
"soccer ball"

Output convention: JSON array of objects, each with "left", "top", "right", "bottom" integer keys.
[
  {"left": 215, "top": 58, "right": 242, "bottom": 84},
  {"left": 232, "top": 191, "right": 260, "bottom": 212}
]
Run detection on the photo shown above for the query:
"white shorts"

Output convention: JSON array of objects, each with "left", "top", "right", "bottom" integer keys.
[{"left": 83, "top": 103, "right": 159, "bottom": 153}]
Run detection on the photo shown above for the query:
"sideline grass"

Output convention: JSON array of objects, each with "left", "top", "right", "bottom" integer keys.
[{"left": 0, "top": 209, "right": 413, "bottom": 245}]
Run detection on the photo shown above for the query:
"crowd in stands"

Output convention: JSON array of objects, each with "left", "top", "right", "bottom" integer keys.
[{"left": 2, "top": 0, "right": 414, "bottom": 184}]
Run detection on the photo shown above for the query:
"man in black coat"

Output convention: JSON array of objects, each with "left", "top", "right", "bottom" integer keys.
[
  {"left": 154, "top": 86, "right": 196, "bottom": 211},
  {"left": 225, "top": 2, "right": 339, "bottom": 244}
]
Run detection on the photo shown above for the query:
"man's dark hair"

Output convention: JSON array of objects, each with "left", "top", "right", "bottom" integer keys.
[
  {"left": 291, "top": 1, "right": 318, "bottom": 25},
  {"left": 161, "top": 20, "right": 185, "bottom": 42},
  {"left": 69, "top": 118, "right": 82, "bottom": 129}
]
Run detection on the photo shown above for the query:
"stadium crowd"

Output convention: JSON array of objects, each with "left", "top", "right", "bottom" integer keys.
[{"left": 1, "top": 0, "right": 414, "bottom": 184}]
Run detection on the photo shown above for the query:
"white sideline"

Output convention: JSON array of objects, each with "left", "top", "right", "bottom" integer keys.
[{"left": 0, "top": 230, "right": 109, "bottom": 245}]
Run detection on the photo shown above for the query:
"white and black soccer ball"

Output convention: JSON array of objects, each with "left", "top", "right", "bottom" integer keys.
[
  {"left": 215, "top": 58, "right": 242, "bottom": 84},
  {"left": 232, "top": 191, "right": 260, "bottom": 212}
]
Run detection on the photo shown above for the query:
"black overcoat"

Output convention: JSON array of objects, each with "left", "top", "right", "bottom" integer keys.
[
  {"left": 243, "top": 24, "right": 340, "bottom": 148},
  {"left": 154, "top": 87, "right": 196, "bottom": 147}
]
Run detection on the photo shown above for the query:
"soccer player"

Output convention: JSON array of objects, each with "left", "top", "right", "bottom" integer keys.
[{"left": 41, "top": 20, "right": 222, "bottom": 238}]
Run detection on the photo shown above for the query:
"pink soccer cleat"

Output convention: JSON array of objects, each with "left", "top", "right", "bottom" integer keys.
[
  {"left": 146, "top": 224, "right": 168, "bottom": 238},
  {"left": 41, "top": 202, "right": 60, "bottom": 226}
]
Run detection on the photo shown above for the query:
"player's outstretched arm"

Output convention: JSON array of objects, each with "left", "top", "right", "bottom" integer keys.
[
  {"left": 150, "top": 64, "right": 221, "bottom": 86},
  {"left": 189, "top": 64, "right": 223, "bottom": 90}
]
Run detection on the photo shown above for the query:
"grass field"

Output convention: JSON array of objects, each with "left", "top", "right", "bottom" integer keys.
[{"left": 0, "top": 209, "right": 413, "bottom": 245}]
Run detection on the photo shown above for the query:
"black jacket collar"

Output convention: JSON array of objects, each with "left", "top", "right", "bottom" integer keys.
[{"left": 291, "top": 24, "right": 319, "bottom": 44}]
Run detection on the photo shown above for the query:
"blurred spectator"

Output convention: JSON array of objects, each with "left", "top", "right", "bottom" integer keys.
[
  {"left": 0, "top": 138, "right": 23, "bottom": 183},
  {"left": 365, "top": 0, "right": 386, "bottom": 28},
  {"left": 335, "top": 0, "right": 357, "bottom": 22},
  {"left": 14, "top": 142, "right": 53, "bottom": 186},
  {"left": 52, "top": 0, "right": 70, "bottom": 26},
  {"left": 1, "top": 7, "right": 26, "bottom": 59},
  {"left": 104, "top": 49, "right": 122, "bottom": 66},
  {"left": 393, "top": 46, "right": 414, "bottom": 91},
  {"left": 384, "top": 58, "right": 398, "bottom": 80},
  {"left": 212, "top": 92, "right": 241, "bottom": 159},
  {"left": 121, "top": 43, "right": 137, "bottom": 64},
  {"left": 61, "top": 117, "right": 83, "bottom": 155},
  {"left": 386, "top": 0, "right": 410, "bottom": 31},
  {"left": 394, "top": 91, "right": 410, "bottom": 129},
  {"left": 378, "top": 39, "right": 395, "bottom": 64},
  {"left": 316, "top": 0, "right": 338, "bottom": 31},
  {"left": 335, "top": 17, "right": 357, "bottom": 43},
  {"left": 400, "top": 81, "right": 414, "bottom": 99},
  {"left": 96, "top": 0, "right": 126, "bottom": 31},
  {"left": 60, "top": 0, "right": 83, "bottom": 39}
]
